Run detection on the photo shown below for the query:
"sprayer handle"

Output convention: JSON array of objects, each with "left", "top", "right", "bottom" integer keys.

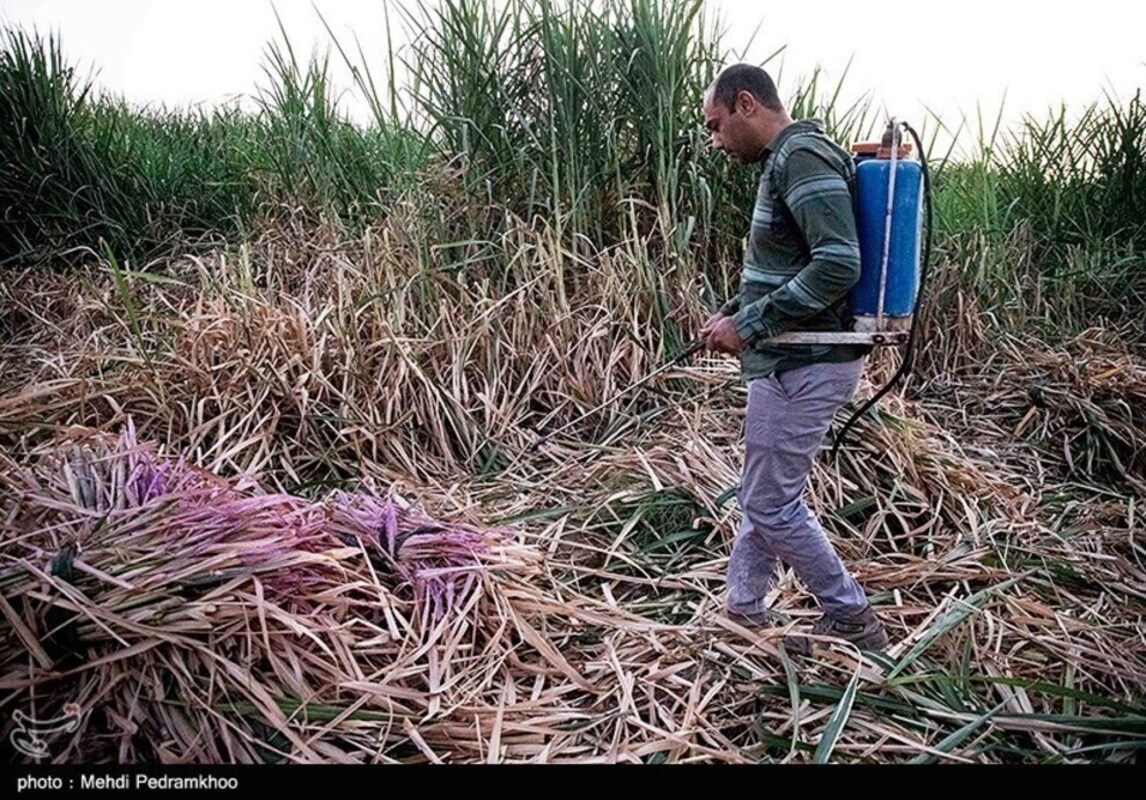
[{"left": 670, "top": 338, "right": 707, "bottom": 364}]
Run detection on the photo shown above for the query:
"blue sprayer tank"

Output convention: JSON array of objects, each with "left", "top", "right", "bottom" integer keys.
[{"left": 848, "top": 124, "right": 924, "bottom": 332}]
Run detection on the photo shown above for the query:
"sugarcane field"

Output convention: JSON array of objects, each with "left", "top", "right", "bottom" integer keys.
[{"left": 1, "top": 0, "right": 1144, "bottom": 767}]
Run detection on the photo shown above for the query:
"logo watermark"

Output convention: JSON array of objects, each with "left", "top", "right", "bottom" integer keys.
[{"left": 10, "top": 703, "right": 81, "bottom": 760}]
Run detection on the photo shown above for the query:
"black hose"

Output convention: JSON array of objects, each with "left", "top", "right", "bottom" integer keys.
[{"left": 830, "top": 122, "right": 934, "bottom": 460}]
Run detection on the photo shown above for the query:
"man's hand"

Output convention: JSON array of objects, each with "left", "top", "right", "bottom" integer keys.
[
  {"left": 699, "top": 312, "right": 724, "bottom": 339},
  {"left": 703, "top": 314, "right": 744, "bottom": 356}
]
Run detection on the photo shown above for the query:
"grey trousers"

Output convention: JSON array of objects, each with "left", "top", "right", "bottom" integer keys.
[{"left": 726, "top": 357, "right": 870, "bottom": 621}]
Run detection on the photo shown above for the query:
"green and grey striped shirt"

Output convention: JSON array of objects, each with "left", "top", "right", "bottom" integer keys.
[{"left": 720, "top": 119, "right": 869, "bottom": 380}]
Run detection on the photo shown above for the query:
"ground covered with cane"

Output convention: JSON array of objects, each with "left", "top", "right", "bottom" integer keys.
[{"left": 2, "top": 0, "right": 1144, "bottom": 764}]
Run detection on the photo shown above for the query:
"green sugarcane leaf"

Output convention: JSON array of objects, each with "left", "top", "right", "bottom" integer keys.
[
  {"left": 813, "top": 665, "right": 860, "bottom": 763},
  {"left": 889, "top": 574, "right": 1026, "bottom": 680}
]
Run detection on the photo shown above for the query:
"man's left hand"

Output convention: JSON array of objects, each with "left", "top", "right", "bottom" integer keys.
[{"left": 706, "top": 316, "right": 744, "bottom": 355}]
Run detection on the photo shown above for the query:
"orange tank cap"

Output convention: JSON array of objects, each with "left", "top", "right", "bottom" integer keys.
[{"left": 876, "top": 142, "right": 913, "bottom": 159}]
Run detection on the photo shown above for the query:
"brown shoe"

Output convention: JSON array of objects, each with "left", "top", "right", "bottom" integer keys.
[
  {"left": 783, "top": 605, "right": 888, "bottom": 657},
  {"left": 726, "top": 607, "right": 771, "bottom": 628}
]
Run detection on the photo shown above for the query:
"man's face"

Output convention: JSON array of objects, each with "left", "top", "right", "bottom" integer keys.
[{"left": 703, "top": 90, "right": 758, "bottom": 164}]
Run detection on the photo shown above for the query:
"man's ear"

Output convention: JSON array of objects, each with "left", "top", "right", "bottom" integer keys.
[{"left": 736, "top": 90, "right": 758, "bottom": 117}]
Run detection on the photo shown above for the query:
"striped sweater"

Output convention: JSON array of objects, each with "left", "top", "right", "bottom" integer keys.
[{"left": 719, "top": 119, "right": 869, "bottom": 380}]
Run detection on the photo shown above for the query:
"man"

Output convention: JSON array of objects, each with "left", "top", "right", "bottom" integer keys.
[{"left": 700, "top": 63, "right": 888, "bottom": 655}]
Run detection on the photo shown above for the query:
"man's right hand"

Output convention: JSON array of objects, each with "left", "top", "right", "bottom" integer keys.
[
  {"left": 696, "top": 311, "right": 724, "bottom": 348},
  {"left": 699, "top": 312, "right": 725, "bottom": 341},
  {"left": 705, "top": 315, "right": 744, "bottom": 356}
]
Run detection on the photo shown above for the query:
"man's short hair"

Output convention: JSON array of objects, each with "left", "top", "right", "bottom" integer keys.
[{"left": 711, "top": 64, "right": 783, "bottom": 113}]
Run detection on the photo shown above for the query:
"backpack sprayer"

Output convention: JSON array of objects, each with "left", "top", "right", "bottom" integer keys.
[
  {"left": 833, "top": 119, "right": 933, "bottom": 455},
  {"left": 765, "top": 118, "right": 935, "bottom": 457},
  {"left": 529, "top": 118, "right": 932, "bottom": 453}
]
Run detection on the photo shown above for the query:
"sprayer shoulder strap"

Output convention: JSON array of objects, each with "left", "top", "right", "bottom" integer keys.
[
  {"left": 767, "top": 129, "right": 859, "bottom": 260},
  {"left": 769, "top": 129, "right": 857, "bottom": 209}
]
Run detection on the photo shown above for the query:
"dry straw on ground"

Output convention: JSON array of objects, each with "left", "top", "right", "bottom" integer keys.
[{"left": 1, "top": 228, "right": 1143, "bottom": 764}]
